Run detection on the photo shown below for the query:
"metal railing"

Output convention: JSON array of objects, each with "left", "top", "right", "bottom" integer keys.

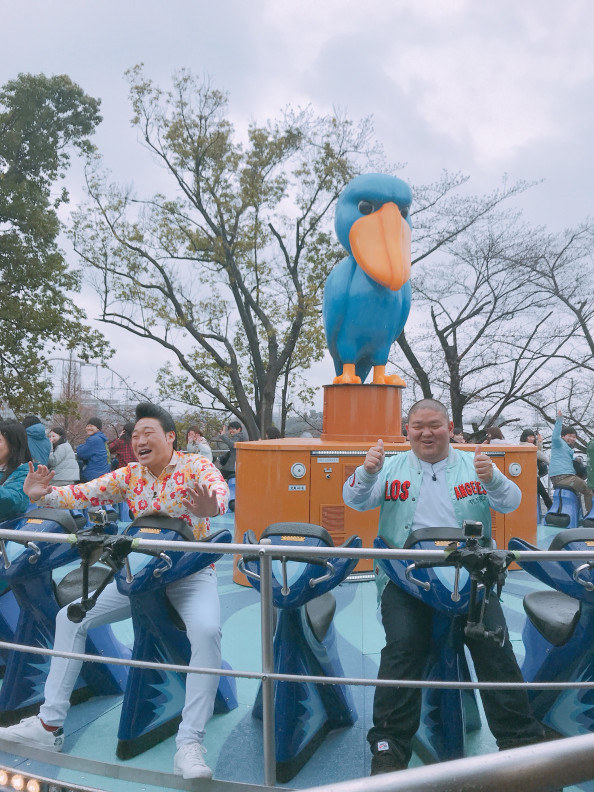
[{"left": 1, "top": 527, "right": 594, "bottom": 790}]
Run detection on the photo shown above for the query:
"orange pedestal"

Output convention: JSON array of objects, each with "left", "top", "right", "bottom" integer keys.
[
  {"left": 233, "top": 386, "right": 537, "bottom": 583},
  {"left": 322, "top": 384, "right": 404, "bottom": 442}
]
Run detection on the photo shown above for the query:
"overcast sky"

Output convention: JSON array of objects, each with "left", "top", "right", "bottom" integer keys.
[{"left": 3, "top": 0, "right": 594, "bottom": 413}]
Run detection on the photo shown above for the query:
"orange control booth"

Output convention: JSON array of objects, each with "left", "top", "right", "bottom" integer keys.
[{"left": 233, "top": 385, "right": 537, "bottom": 583}]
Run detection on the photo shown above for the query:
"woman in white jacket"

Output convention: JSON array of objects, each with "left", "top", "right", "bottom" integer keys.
[{"left": 47, "top": 427, "right": 80, "bottom": 485}]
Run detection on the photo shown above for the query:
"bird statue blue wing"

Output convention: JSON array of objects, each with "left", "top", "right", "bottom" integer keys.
[{"left": 323, "top": 173, "right": 413, "bottom": 385}]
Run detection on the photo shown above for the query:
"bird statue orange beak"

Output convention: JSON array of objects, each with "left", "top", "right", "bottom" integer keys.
[{"left": 349, "top": 202, "right": 411, "bottom": 291}]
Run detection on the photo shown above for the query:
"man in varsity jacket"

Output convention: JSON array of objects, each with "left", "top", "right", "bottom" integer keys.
[{"left": 343, "top": 398, "right": 545, "bottom": 775}]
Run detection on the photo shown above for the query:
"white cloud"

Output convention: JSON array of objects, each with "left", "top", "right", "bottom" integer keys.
[{"left": 383, "top": 4, "right": 594, "bottom": 167}]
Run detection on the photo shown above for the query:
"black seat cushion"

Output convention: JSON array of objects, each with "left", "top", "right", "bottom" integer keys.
[
  {"left": 54, "top": 566, "right": 112, "bottom": 608},
  {"left": 523, "top": 590, "right": 580, "bottom": 647}
]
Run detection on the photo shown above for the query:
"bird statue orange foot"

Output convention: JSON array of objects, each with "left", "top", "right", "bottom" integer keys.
[
  {"left": 372, "top": 366, "right": 406, "bottom": 386},
  {"left": 333, "top": 364, "right": 361, "bottom": 384}
]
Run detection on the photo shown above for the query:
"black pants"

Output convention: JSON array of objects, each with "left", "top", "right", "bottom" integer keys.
[
  {"left": 538, "top": 477, "right": 553, "bottom": 510},
  {"left": 367, "top": 582, "right": 544, "bottom": 764}
]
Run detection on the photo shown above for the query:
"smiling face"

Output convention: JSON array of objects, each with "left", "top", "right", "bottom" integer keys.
[
  {"left": 85, "top": 424, "right": 99, "bottom": 436},
  {"left": 407, "top": 407, "right": 453, "bottom": 464},
  {"left": 132, "top": 417, "right": 176, "bottom": 476},
  {"left": 49, "top": 431, "right": 61, "bottom": 445},
  {"left": 562, "top": 432, "right": 577, "bottom": 447}
]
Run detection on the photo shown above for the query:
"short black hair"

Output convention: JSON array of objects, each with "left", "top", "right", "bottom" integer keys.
[
  {"left": 87, "top": 417, "right": 103, "bottom": 431},
  {"left": 229, "top": 421, "right": 242, "bottom": 431},
  {"left": 562, "top": 425, "right": 577, "bottom": 437},
  {"left": 265, "top": 426, "right": 281, "bottom": 439},
  {"left": 135, "top": 402, "right": 177, "bottom": 449},
  {"left": 408, "top": 399, "right": 449, "bottom": 423},
  {"left": 0, "top": 420, "right": 32, "bottom": 483},
  {"left": 520, "top": 429, "right": 535, "bottom": 443},
  {"left": 21, "top": 415, "right": 42, "bottom": 429}
]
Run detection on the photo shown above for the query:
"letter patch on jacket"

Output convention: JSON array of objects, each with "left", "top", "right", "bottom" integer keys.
[
  {"left": 384, "top": 480, "right": 411, "bottom": 501},
  {"left": 454, "top": 480, "right": 487, "bottom": 499}
]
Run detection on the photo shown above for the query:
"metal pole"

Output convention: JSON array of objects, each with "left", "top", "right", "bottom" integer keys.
[
  {"left": 299, "top": 732, "right": 594, "bottom": 792},
  {"left": 259, "top": 538, "right": 276, "bottom": 787}
]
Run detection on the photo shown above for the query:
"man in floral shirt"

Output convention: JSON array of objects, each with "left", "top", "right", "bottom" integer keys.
[{"left": 0, "top": 403, "right": 228, "bottom": 780}]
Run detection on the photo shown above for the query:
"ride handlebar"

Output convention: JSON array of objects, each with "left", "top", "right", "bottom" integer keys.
[{"left": 66, "top": 532, "right": 173, "bottom": 624}]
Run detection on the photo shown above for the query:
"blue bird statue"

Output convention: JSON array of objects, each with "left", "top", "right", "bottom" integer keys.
[{"left": 323, "top": 173, "right": 413, "bottom": 385}]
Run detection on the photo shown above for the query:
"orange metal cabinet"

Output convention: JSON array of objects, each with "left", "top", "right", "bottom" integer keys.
[{"left": 233, "top": 440, "right": 537, "bottom": 584}]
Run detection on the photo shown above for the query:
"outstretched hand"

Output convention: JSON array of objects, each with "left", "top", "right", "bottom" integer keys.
[
  {"left": 473, "top": 445, "right": 493, "bottom": 483},
  {"left": 181, "top": 483, "right": 221, "bottom": 518},
  {"left": 364, "top": 439, "right": 385, "bottom": 475},
  {"left": 23, "top": 462, "right": 55, "bottom": 502}
]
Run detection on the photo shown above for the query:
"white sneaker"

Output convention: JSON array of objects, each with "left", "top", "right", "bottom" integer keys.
[
  {"left": 173, "top": 742, "right": 213, "bottom": 779},
  {"left": 0, "top": 716, "right": 64, "bottom": 752}
]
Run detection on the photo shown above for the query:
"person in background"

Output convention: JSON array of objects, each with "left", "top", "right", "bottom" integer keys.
[
  {"left": 0, "top": 420, "right": 32, "bottom": 519},
  {"left": 47, "top": 428, "right": 79, "bottom": 486},
  {"left": 520, "top": 429, "right": 552, "bottom": 510},
  {"left": 0, "top": 402, "right": 229, "bottom": 780},
  {"left": 21, "top": 415, "right": 51, "bottom": 466},
  {"left": 186, "top": 425, "right": 213, "bottom": 461},
  {"left": 216, "top": 421, "right": 246, "bottom": 480},
  {"left": 450, "top": 426, "right": 466, "bottom": 444},
  {"left": 108, "top": 422, "right": 136, "bottom": 469},
  {"left": 76, "top": 418, "right": 110, "bottom": 482},
  {"left": 484, "top": 426, "right": 507, "bottom": 446},
  {"left": 549, "top": 410, "right": 593, "bottom": 514},
  {"left": 265, "top": 426, "right": 281, "bottom": 439}
]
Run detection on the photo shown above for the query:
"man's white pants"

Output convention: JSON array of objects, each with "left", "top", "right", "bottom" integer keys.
[{"left": 39, "top": 567, "right": 221, "bottom": 748}]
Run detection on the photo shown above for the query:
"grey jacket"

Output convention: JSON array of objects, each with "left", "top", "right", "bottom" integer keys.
[
  {"left": 48, "top": 442, "right": 80, "bottom": 484},
  {"left": 217, "top": 431, "right": 246, "bottom": 473}
]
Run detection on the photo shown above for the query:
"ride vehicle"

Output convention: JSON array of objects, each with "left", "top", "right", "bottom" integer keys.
[
  {"left": 509, "top": 527, "right": 594, "bottom": 736},
  {"left": 0, "top": 506, "right": 130, "bottom": 724},
  {"left": 239, "top": 521, "right": 361, "bottom": 782},
  {"left": 374, "top": 521, "right": 516, "bottom": 763},
  {"left": 67, "top": 513, "right": 238, "bottom": 759}
]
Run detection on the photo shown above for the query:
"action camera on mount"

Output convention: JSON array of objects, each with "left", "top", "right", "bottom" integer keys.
[{"left": 462, "top": 520, "right": 483, "bottom": 539}]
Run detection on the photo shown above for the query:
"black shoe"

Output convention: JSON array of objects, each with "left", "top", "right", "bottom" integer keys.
[{"left": 370, "top": 740, "right": 407, "bottom": 775}]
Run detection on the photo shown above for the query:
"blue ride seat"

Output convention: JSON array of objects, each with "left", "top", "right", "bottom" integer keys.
[
  {"left": 240, "top": 522, "right": 361, "bottom": 783},
  {"left": 114, "top": 516, "right": 237, "bottom": 760},
  {"left": 544, "top": 487, "right": 583, "bottom": 529},
  {"left": 0, "top": 507, "right": 130, "bottom": 724},
  {"left": 583, "top": 503, "right": 594, "bottom": 528}
]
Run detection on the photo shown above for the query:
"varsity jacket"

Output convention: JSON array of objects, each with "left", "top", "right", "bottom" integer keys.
[{"left": 343, "top": 446, "right": 521, "bottom": 597}]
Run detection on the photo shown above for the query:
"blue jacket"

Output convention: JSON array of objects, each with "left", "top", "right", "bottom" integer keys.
[
  {"left": 76, "top": 431, "right": 111, "bottom": 482},
  {"left": 0, "top": 464, "right": 30, "bottom": 519},
  {"left": 549, "top": 417, "right": 575, "bottom": 478},
  {"left": 26, "top": 423, "right": 51, "bottom": 466}
]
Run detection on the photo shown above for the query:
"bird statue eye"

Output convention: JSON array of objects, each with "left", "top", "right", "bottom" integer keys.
[
  {"left": 358, "top": 200, "right": 374, "bottom": 215},
  {"left": 400, "top": 206, "right": 409, "bottom": 220}
]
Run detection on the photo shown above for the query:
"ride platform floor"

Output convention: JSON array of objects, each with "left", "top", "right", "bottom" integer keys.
[{"left": 0, "top": 516, "right": 591, "bottom": 791}]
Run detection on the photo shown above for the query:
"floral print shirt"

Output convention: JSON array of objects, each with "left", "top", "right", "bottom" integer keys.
[{"left": 37, "top": 451, "right": 229, "bottom": 540}]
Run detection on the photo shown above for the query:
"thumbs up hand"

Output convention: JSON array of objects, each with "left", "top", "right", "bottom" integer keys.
[
  {"left": 474, "top": 445, "right": 493, "bottom": 483},
  {"left": 364, "top": 439, "right": 385, "bottom": 475}
]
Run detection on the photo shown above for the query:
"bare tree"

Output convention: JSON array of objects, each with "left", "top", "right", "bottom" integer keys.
[{"left": 392, "top": 209, "right": 590, "bottom": 431}]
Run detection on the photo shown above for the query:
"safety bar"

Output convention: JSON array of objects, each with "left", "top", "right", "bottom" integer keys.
[
  {"left": 1, "top": 527, "right": 594, "bottom": 787},
  {"left": 1, "top": 528, "right": 593, "bottom": 562},
  {"left": 300, "top": 732, "right": 594, "bottom": 792}
]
